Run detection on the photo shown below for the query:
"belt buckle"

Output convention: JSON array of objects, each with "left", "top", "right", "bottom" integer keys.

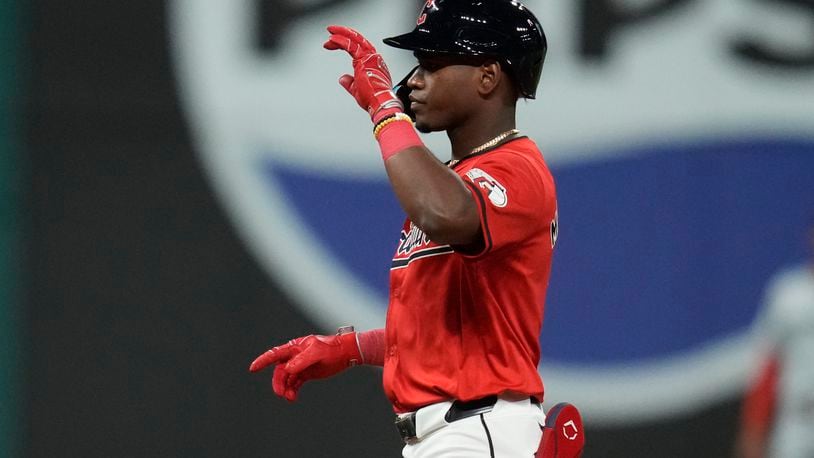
[{"left": 394, "top": 413, "right": 418, "bottom": 444}]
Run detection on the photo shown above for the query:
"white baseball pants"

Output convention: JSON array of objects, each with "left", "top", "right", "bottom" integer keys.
[{"left": 401, "top": 397, "right": 546, "bottom": 458}]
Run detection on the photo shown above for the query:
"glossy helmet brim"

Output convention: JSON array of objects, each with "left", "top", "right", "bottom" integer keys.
[{"left": 383, "top": 31, "right": 456, "bottom": 56}]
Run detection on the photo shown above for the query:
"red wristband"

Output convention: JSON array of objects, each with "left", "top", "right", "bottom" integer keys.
[
  {"left": 357, "top": 328, "right": 386, "bottom": 366},
  {"left": 376, "top": 119, "right": 423, "bottom": 162}
]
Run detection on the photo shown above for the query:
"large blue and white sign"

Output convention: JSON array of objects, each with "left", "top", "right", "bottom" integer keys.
[{"left": 169, "top": 0, "right": 814, "bottom": 424}]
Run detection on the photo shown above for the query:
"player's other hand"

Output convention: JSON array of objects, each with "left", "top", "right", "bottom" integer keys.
[
  {"left": 323, "top": 25, "right": 403, "bottom": 124},
  {"left": 249, "top": 332, "right": 362, "bottom": 402}
]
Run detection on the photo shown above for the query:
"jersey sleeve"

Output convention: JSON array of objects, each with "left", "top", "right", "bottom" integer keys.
[
  {"left": 737, "top": 270, "right": 790, "bottom": 444},
  {"left": 739, "top": 353, "right": 780, "bottom": 444},
  {"left": 456, "top": 150, "right": 551, "bottom": 258}
]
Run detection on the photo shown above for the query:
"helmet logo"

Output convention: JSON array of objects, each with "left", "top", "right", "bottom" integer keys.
[{"left": 417, "top": 0, "right": 437, "bottom": 25}]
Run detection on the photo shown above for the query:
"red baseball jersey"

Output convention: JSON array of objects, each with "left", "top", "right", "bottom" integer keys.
[{"left": 383, "top": 137, "right": 558, "bottom": 413}]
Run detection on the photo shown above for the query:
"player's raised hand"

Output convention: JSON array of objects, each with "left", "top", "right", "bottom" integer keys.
[
  {"left": 323, "top": 25, "right": 403, "bottom": 124},
  {"left": 249, "top": 332, "right": 362, "bottom": 402}
]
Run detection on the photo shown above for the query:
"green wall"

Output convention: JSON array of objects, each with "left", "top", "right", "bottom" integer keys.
[{"left": 1, "top": 0, "right": 22, "bottom": 456}]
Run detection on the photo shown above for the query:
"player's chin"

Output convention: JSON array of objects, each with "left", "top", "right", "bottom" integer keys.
[
  {"left": 414, "top": 120, "right": 433, "bottom": 134},
  {"left": 413, "top": 113, "right": 441, "bottom": 134}
]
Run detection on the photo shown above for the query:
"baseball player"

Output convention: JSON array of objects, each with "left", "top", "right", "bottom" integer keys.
[
  {"left": 736, "top": 218, "right": 814, "bottom": 458},
  {"left": 251, "top": 1, "right": 580, "bottom": 456}
]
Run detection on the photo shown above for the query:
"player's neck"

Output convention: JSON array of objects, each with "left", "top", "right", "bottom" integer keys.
[{"left": 447, "top": 111, "right": 517, "bottom": 161}]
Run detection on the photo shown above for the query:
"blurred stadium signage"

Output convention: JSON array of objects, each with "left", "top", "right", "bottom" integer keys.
[{"left": 170, "top": 0, "right": 814, "bottom": 424}]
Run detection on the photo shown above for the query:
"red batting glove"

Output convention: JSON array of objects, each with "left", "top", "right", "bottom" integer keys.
[
  {"left": 323, "top": 25, "right": 404, "bottom": 125},
  {"left": 249, "top": 332, "right": 362, "bottom": 402}
]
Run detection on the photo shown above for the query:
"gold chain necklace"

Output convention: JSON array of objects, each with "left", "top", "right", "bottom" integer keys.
[{"left": 449, "top": 128, "right": 520, "bottom": 167}]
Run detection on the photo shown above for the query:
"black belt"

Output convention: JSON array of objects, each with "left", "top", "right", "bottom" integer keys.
[
  {"left": 445, "top": 395, "right": 499, "bottom": 422},
  {"left": 396, "top": 395, "right": 540, "bottom": 443}
]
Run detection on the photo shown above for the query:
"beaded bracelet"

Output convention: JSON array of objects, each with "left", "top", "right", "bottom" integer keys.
[{"left": 373, "top": 112, "right": 413, "bottom": 140}]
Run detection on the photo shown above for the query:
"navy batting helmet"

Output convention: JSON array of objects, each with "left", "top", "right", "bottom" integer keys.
[{"left": 383, "top": 0, "right": 547, "bottom": 99}]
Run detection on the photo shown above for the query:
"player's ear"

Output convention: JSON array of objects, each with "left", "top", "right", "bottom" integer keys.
[{"left": 476, "top": 61, "right": 502, "bottom": 97}]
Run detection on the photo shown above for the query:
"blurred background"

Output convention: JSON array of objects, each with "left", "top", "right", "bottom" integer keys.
[{"left": 3, "top": 0, "right": 814, "bottom": 456}]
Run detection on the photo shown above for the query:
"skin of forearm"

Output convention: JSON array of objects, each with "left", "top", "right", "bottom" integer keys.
[{"left": 384, "top": 146, "right": 480, "bottom": 246}]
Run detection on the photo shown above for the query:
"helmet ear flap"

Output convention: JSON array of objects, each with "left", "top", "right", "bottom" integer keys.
[
  {"left": 393, "top": 66, "right": 419, "bottom": 121},
  {"left": 514, "top": 53, "right": 544, "bottom": 99}
]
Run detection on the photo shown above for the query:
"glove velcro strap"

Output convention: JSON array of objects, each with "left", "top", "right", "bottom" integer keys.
[{"left": 337, "top": 330, "right": 363, "bottom": 367}]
